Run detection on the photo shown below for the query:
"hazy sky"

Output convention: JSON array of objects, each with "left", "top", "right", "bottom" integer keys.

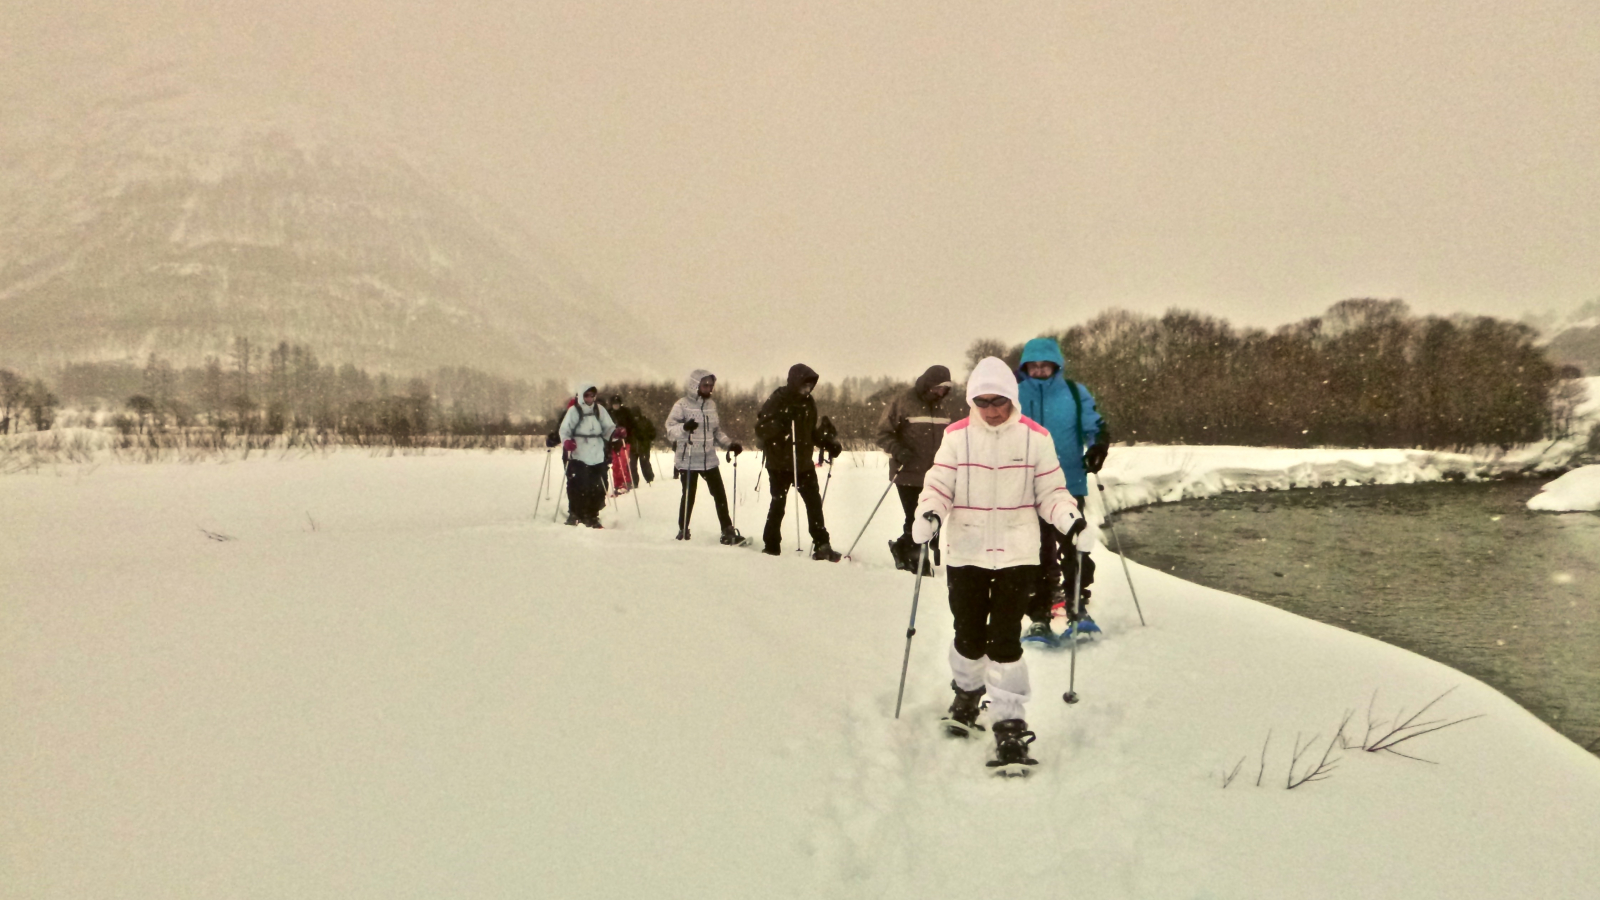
[{"left": 6, "top": 1, "right": 1599, "bottom": 383}]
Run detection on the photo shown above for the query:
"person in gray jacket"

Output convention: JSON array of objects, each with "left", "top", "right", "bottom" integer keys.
[
  {"left": 665, "top": 369, "right": 745, "bottom": 544},
  {"left": 558, "top": 381, "right": 616, "bottom": 528}
]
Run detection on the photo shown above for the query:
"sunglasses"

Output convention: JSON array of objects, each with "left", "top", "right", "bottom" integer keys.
[{"left": 971, "top": 395, "right": 1011, "bottom": 409}]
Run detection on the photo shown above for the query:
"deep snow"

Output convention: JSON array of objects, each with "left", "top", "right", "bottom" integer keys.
[
  {"left": 1527, "top": 464, "right": 1600, "bottom": 512},
  {"left": 4, "top": 447, "right": 1599, "bottom": 899}
]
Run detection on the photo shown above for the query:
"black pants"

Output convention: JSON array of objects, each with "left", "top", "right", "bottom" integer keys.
[
  {"left": 896, "top": 484, "right": 921, "bottom": 541},
  {"left": 1029, "top": 499, "right": 1095, "bottom": 622},
  {"left": 948, "top": 565, "right": 1038, "bottom": 664},
  {"left": 763, "top": 464, "right": 829, "bottom": 549},
  {"left": 677, "top": 467, "right": 733, "bottom": 533},
  {"left": 630, "top": 443, "right": 655, "bottom": 484},
  {"left": 565, "top": 460, "right": 608, "bottom": 521}
]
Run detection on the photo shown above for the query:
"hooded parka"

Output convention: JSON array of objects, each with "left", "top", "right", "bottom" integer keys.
[
  {"left": 1014, "top": 338, "right": 1104, "bottom": 497},
  {"left": 875, "top": 365, "right": 955, "bottom": 487},
  {"left": 558, "top": 381, "right": 617, "bottom": 466},
  {"left": 756, "top": 364, "right": 833, "bottom": 473},
  {"left": 915, "top": 357, "right": 1081, "bottom": 569},
  {"left": 665, "top": 368, "right": 734, "bottom": 472}
]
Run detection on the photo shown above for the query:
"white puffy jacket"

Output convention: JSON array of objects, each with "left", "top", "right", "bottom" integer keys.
[
  {"left": 914, "top": 357, "right": 1080, "bottom": 569},
  {"left": 665, "top": 368, "right": 733, "bottom": 472},
  {"left": 558, "top": 380, "right": 616, "bottom": 466}
]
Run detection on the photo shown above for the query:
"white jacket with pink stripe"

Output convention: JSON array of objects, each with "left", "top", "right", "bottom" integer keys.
[{"left": 914, "top": 408, "right": 1081, "bottom": 570}]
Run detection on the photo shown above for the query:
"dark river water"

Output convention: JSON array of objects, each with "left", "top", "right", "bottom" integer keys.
[{"left": 1111, "top": 479, "right": 1600, "bottom": 756}]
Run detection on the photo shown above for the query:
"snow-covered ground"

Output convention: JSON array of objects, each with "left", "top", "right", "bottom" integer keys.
[
  {"left": 5, "top": 447, "right": 1600, "bottom": 899},
  {"left": 1527, "top": 465, "right": 1600, "bottom": 512}
]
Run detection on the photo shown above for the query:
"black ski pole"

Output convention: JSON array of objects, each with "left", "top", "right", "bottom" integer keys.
[
  {"left": 1063, "top": 547, "right": 1087, "bottom": 704},
  {"left": 552, "top": 458, "right": 567, "bottom": 523},
  {"left": 842, "top": 482, "right": 893, "bottom": 560},
  {"left": 820, "top": 454, "right": 835, "bottom": 506},
  {"left": 728, "top": 449, "right": 739, "bottom": 532},
  {"left": 630, "top": 447, "right": 642, "bottom": 519},
  {"left": 755, "top": 451, "right": 765, "bottom": 493},
  {"left": 1092, "top": 472, "right": 1145, "bottom": 626},
  {"left": 894, "top": 515, "right": 940, "bottom": 718},
  {"left": 791, "top": 420, "right": 801, "bottom": 553}
]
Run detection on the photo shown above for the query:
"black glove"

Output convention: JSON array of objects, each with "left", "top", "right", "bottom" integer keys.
[
  {"left": 729, "top": 442, "right": 742, "bottom": 455},
  {"left": 1063, "top": 516, "right": 1088, "bottom": 543},
  {"left": 682, "top": 420, "right": 698, "bottom": 433},
  {"left": 893, "top": 445, "right": 917, "bottom": 465},
  {"left": 827, "top": 439, "right": 843, "bottom": 458},
  {"left": 545, "top": 432, "right": 561, "bottom": 448},
  {"left": 1084, "top": 442, "right": 1108, "bottom": 474}
]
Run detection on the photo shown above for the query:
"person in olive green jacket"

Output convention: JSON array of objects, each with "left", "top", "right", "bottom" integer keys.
[{"left": 875, "top": 364, "right": 956, "bottom": 572}]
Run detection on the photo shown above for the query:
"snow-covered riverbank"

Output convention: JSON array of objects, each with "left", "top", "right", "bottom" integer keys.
[{"left": 5, "top": 449, "right": 1598, "bottom": 899}]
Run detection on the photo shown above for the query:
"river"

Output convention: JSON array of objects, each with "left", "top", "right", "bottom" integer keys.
[{"left": 1109, "top": 479, "right": 1600, "bottom": 756}]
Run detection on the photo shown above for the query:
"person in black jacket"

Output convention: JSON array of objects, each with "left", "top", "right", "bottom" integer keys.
[
  {"left": 609, "top": 394, "right": 656, "bottom": 485},
  {"left": 756, "top": 363, "right": 843, "bottom": 560}
]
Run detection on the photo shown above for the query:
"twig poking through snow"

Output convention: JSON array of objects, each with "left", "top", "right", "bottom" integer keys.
[
  {"left": 1222, "top": 757, "right": 1246, "bottom": 788},
  {"left": 1288, "top": 711, "right": 1352, "bottom": 789},
  {"left": 1364, "top": 687, "right": 1483, "bottom": 761},
  {"left": 199, "top": 528, "right": 235, "bottom": 542}
]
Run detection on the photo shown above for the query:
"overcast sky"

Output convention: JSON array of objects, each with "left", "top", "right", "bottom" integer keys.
[{"left": 6, "top": 1, "right": 1599, "bottom": 383}]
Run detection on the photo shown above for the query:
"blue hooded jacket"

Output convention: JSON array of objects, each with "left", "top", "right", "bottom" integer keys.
[{"left": 1014, "top": 338, "right": 1102, "bottom": 496}]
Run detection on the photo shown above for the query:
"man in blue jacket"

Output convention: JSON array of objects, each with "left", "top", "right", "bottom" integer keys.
[{"left": 1014, "top": 338, "right": 1110, "bottom": 639}]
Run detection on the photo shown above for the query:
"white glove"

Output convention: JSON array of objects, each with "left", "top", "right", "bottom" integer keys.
[
  {"left": 911, "top": 511, "right": 939, "bottom": 545},
  {"left": 1075, "top": 521, "right": 1100, "bottom": 552}
]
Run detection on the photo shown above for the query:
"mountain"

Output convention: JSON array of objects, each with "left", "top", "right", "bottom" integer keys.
[
  {"left": 1541, "top": 299, "right": 1600, "bottom": 375},
  {"left": 0, "top": 62, "right": 667, "bottom": 382}
]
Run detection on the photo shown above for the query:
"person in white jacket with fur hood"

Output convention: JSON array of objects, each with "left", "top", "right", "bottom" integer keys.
[
  {"left": 664, "top": 369, "right": 745, "bottom": 544},
  {"left": 557, "top": 381, "right": 616, "bottom": 528},
  {"left": 912, "top": 356, "right": 1089, "bottom": 774}
]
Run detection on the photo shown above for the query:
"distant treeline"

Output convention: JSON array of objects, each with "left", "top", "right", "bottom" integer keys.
[
  {"left": 972, "top": 299, "right": 1587, "bottom": 450},
  {"left": 1, "top": 300, "right": 1588, "bottom": 453}
]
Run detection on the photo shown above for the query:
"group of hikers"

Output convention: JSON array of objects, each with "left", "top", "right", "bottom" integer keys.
[{"left": 549, "top": 338, "right": 1110, "bottom": 774}]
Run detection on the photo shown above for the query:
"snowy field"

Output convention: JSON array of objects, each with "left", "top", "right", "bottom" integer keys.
[{"left": 5, "top": 446, "right": 1600, "bottom": 899}]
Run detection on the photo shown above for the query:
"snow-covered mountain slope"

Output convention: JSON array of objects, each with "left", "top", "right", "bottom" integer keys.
[
  {"left": 4, "top": 449, "right": 1597, "bottom": 899},
  {"left": 0, "top": 62, "right": 666, "bottom": 381}
]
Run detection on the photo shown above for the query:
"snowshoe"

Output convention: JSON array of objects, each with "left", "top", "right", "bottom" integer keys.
[
  {"left": 986, "top": 719, "right": 1039, "bottom": 777},
  {"left": 1021, "top": 619, "right": 1060, "bottom": 649},
  {"left": 1063, "top": 615, "right": 1102, "bottom": 640},
  {"left": 940, "top": 682, "right": 987, "bottom": 739},
  {"left": 811, "top": 541, "right": 842, "bottom": 562},
  {"left": 720, "top": 528, "right": 751, "bottom": 547}
]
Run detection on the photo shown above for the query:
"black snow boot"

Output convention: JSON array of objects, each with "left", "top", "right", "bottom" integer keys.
[
  {"left": 940, "top": 681, "right": 987, "bottom": 738},
  {"left": 889, "top": 536, "right": 915, "bottom": 572},
  {"left": 564, "top": 513, "right": 579, "bottom": 527},
  {"left": 762, "top": 543, "right": 781, "bottom": 556},
  {"left": 582, "top": 516, "right": 604, "bottom": 529},
  {"left": 986, "top": 719, "right": 1039, "bottom": 777},
  {"left": 676, "top": 527, "right": 691, "bottom": 541},
  {"left": 720, "top": 527, "right": 748, "bottom": 546},
  {"left": 811, "top": 541, "right": 842, "bottom": 562}
]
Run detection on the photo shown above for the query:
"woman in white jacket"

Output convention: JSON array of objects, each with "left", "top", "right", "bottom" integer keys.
[
  {"left": 664, "top": 369, "right": 745, "bottom": 544},
  {"left": 558, "top": 381, "right": 617, "bottom": 528},
  {"left": 912, "top": 356, "right": 1087, "bottom": 774}
]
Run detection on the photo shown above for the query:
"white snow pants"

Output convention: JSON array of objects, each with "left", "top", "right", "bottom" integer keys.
[{"left": 950, "top": 642, "right": 1030, "bottom": 723}]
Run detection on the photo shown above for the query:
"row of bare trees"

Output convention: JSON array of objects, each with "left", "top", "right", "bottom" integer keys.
[
  {"left": 973, "top": 300, "right": 1580, "bottom": 450},
  {"left": 7, "top": 300, "right": 1584, "bottom": 452}
]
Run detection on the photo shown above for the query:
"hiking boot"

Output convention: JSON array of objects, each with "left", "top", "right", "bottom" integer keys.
[
  {"left": 1022, "top": 620, "right": 1058, "bottom": 647},
  {"left": 582, "top": 517, "right": 603, "bottom": 529},
  {"left": 762, "top": 544, "right": 781, "bottom": 556},
  {"left": 676, "top": 527, "right": 691, "bottom": 540},
  {"left": 719, "top": 527, "right": 747, "bottom": 546},
  {"left": 811, "top": 541, "right": 842, "bottom": 562},
  {"left": 986, "top": 719, "right": 1039, "bottom": 776},
  {"left": 940, "top": 681, "right": 987, "bottom": 738},
  {"left": 564, "top": 513, "right": 579, "bottom": 527}
]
